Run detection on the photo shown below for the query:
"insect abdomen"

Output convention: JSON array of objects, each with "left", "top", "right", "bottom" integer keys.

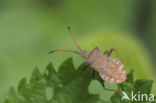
[
  {"left": 98, "top": 58, "right": 127, "bottom": 83},
  {"left": 90, "top": 56, "right": 126, "bottom": 83}
]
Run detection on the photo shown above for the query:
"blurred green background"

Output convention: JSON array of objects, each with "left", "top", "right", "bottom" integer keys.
[{"left": 0, "top": 0, "right": 156, "bottom": 102}]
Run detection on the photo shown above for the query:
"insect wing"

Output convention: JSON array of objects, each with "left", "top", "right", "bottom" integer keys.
[{"left": 98, "top": 62, "right": 126, "bottom": 83}]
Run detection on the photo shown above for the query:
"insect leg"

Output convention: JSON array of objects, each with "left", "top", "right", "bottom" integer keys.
[
  {"left": 107, "top": 48, "right": 120, "bottom": 57},
  {"left": 82, "top": 62, "right": 92, "bottom": 78},
  {"left": 103, "top": 50, "right": 109, "bottom": 56},
  {"left": 104, "top": 48, "right": 120, "bottom": 58},
  {"left": 82, "top": 66, "right": 89, "bottom": 79},
  {"left": 82, "top": 64, "right": 89, "bottom": 72},
  {"left": 92, "top": 69, "right": 96, "bottom": 79},
  {"left": 98, "top": 76, "right": 119, "bottom": 95},
  {"left": 105, "top": 48, "right": 130, "bottom": 65}
]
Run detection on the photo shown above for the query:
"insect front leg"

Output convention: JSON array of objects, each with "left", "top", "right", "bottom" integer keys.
[
  {"left": 82, "top": 64, "right": 89, "bottom": 72},
  {"left": 92, "top": 69, "right": 96, "bottom": 79},
  {"left": 82, "top": 62, "right": 92, "bottom": 78},
  {"left": 98, "top": 75, "right": 119, "bottom": 95},
  {"left": 104, "top": 48, "right": 120, "bottom": 57},
  {"left": 82, "top": 62, "right": 92, "bottom": 72}
]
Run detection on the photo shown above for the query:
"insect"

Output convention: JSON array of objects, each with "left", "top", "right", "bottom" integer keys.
[{"left": 49, "top": 27, "right": 127, "bottom": 95}]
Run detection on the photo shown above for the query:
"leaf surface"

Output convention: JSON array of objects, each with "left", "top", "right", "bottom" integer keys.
[{"left": 5, "top": 58, "right": 102, "bottom": 103}]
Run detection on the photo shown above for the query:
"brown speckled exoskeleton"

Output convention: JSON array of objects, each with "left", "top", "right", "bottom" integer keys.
[{"left": 49, "top": 27, "right": 127, "bottom": 95}]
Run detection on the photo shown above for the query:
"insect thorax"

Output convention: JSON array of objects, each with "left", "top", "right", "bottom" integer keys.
[{"left": 85, "top": 47, "right": 106, "bottom": 64}]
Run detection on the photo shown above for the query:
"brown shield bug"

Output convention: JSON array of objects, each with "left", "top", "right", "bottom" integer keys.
[{"left": 49, "top": 27, "right": 127, "bottom": 95}]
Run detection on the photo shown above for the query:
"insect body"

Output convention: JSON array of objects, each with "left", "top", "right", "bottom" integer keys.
[
  {"left": 84, "top": 47, "right": 126, "bottom": 83},
  {"left": 49, "top": 27, "right": 127, "bottom": 94}
]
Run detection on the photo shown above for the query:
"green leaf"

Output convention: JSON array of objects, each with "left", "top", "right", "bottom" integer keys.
[
  {"left": 4, "top": 58, "right": 102, "bottom": 103},
  {"left": 44, "top": 63, "right": 61, "bottom": 87},
  {"left": 30, "top": 68, "right": 43, "bottom": 83},
  {"left": 125, "top": 69, "right": 134, "bottom": 84},
  {"left": 6, "top": 87, "right": 25, "bottom": 103},
  {"left": 4, "top": 58, "right": 155, "bottom": 103},
  {"left": 57, "top": 58, "right": 79, "bottom": 85},
  {"left": 134, "top": 79, "right": 153, "bottom": 94},
  {"left": 111, "top": 70, "right": 155, "bottom": 103},
  {"left": 111, "top": 95, "right": 121, "bottom": 103},
  {"left": 50, "top": 58, "right": 101, "bottom": 103}
]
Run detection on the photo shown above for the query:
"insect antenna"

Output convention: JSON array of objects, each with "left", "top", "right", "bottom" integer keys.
[
  {"left": 67, "top": 26, "right": 82, "bottom": 51},
  {"left": 48, "top": 27, "right": 82, "bottom": 55},
  {"left": 48, "top": 50, "right": 80, "bottom": 54}
]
